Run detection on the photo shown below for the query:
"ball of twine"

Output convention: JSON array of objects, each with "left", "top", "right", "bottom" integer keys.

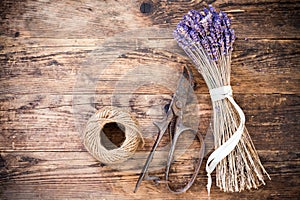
[{"left": 83, "top": 107, "right": 144, "bottom": 164}]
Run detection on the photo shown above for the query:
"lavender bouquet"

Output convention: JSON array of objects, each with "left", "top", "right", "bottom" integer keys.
[{"left": 174, "top": 6, "right": 270, "bottom": 194}]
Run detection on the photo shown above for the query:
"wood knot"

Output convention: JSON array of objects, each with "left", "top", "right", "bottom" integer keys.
[
  {"left": 14, "top": 31, "right": 20, "bottom": 38},
  {"left": 140, "top": 1, "right": 153, "bottom": 14}
]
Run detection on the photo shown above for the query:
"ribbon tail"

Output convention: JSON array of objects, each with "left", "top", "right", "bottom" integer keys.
[
  {"left": 207, "top": 173, "right": 212, "bottom": 196},
  {"left": 205, "top": 95, "right": 246, "bottom": 194}
]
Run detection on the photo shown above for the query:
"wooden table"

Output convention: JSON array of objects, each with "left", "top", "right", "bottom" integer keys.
[{"left": 1, "top": 0, "right": 299, "bottom": 199}]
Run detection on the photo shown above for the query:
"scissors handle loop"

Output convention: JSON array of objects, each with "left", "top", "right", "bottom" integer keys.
[{"left": 165, "top": 129, "right": 205, "bottom": 194}]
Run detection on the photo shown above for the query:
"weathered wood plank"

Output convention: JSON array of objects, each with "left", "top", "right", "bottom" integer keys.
[
  {"left": 0, "top": 150, "right": 299, "bottom": 199},
  {"left": 0, "top": 93, "right": 298, "bottom": 151},
  {"left": 0, "top": 40, "right": 299, "bottom": 95},
  {"left": 0, "top": 0, "right": 299, "bottom": 39}
]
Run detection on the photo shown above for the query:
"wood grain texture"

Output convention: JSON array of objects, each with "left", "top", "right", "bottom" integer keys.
[{"left": 0, "top": 0, "right": 299, "bottom": 199}]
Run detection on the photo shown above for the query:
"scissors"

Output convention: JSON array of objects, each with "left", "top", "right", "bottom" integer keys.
[{"left": 134, "top": 65, "right": 205, "bottom": 194}]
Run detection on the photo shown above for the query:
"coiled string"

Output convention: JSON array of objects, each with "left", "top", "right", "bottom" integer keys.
[{"left": 83, "top": 107, "right": 144, "bottom": 164}]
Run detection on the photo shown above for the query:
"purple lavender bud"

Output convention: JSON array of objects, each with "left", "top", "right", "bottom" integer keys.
[
  {"left": 230, "top": 29, "right": 236, "bottom": 43},
  {"left": 177, "top": 22, "right": 189, "bottom": 35},
  {"left": 194, "top": 23, "right": 201, "bottom": 32},
  {"left": 190, "top": 30, "right": 200, "bottom": 42},
  {"left": 174, "top": 5, "right": 235, "bottom": 59},
  {"left": 210, "top": 27, "right": 216, "bottom": 38},
  {"left": 183, "top": 14, "right": 192, "bottom": 26},
  {"left": 214, "top": 20, "right": 222, "bottom": 40},
  {"left": 201, "top": 15, "right": 210, "bottom": 31},
  {"left": 219, "top": 11, "right": 227, "bottom": 20},
  {"left": 211, "top": 47, "right": 218, "bottom": 60},
  {"left": 207, "top": 35, "right": 214, "bottom": 45},
  {"left": 224, "top": 29, "right": 231, "bottom": 53},
  {"left": 188, "top": 10, "right": 198, "bottom": 16},
  {"left": 209, "top": 5, "right": 215, "bottom": 13},
  {"left": 219, "top": 12, "right": 226, "bottom": 27},
  {"left": 201, "top": 38, "right": 212, "bottom": 56},
  {"left": 203, "top": 7, "right": 210, "bottom": 15},
  {"left": 194, "top": 11, "right": 204, "bottom": 22},
  {"left": 224, "top": 17, "right": 231, "bottom": 28},
  {"left": 214, "top": 14, "right": 222, "bottom": 27},
  {"left": 220, "top": 11, "right": 231, "bottom": 28},
  {"left": 208, "top": 36, "right": 219, "bottom": 60}
]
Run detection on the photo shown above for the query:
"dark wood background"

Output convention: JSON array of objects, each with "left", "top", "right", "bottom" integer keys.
[{"left": 0, "top": 0, "right": 299, "bottom": 199}]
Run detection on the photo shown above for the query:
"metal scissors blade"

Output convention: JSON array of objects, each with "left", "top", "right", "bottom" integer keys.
[
  {"left": 164, "top": 66, "right": 205, "bottom": 193},
  {"left": 134, "top": 65, "right": 196, "bottom": 193},
  {"left": 133, "top": 109, "right": 174, "bottom": 192}
]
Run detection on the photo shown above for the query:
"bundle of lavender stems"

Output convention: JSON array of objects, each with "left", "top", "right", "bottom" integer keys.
[{"left": 173, "top": 5, "right": 270, "bottom": 194}]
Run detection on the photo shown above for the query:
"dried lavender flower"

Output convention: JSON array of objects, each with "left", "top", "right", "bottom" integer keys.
[
  {"left": 174, "top": 5, "right": 236, "bottom": 60},
  {"left": 173, "top": 5, "right": 270, "bottom": 195}
]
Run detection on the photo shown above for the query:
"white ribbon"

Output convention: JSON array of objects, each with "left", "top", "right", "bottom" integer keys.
[
  {"left": 209, "top": 85, "right": 233, "bottom": 102},
  {"left": 206, "top": 85, "right": 245, "bottom": 195}
]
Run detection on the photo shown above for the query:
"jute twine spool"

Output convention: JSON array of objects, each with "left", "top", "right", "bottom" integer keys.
[{"left": 83, "top": 107, "right": 144, "bottom": 164}]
